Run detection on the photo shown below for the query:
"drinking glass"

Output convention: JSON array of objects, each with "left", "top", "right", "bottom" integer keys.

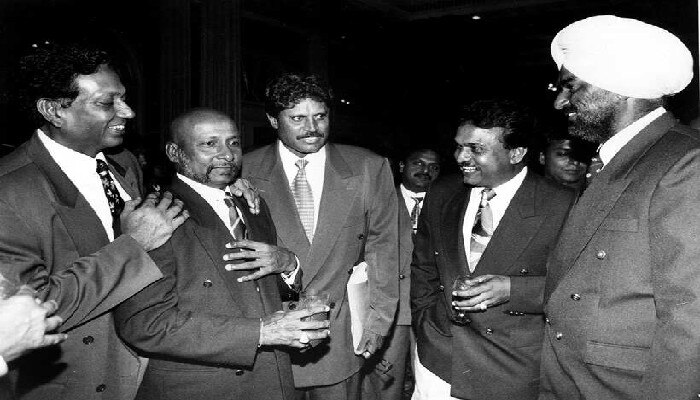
[
  {"left": 299, "top": 290, "right": 331, "bottom": 347},
  {"left": 451, "top": 274, "right": 474, "bottom": 325}
]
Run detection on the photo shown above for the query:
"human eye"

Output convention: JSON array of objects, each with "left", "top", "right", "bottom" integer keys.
[
  {"left": 290, "top": 116, "right": 304, "bottom": 122},
  {"left": 470, "top": 145, "right": 485, "bottom": 154},
  {"left": 314, "top": 113, "right": 327, "bottom": 121}
]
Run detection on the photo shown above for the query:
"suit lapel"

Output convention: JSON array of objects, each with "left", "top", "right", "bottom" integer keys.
[
  {"left": 306, "top": 144, "right": 358, "bottom": 282},
  {"left": 545, "top": 113, "right": 675, "bottom": 297},
  {"left": 440, "top": 182, "right": 470, "bottom": 281},
  {"left": 106, "top": 155, "right": 141, "bottom": 198},
  {"left": 27, "top": 134, "right": 110, "bottom": 255}
]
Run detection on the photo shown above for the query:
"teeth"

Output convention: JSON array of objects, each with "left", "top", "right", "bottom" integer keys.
[
  {"left": 111, "top": 125, "right": 125, "bottom": 131},
  {"left": 461, "top": 166, "right": 477, "bottom": 173}
]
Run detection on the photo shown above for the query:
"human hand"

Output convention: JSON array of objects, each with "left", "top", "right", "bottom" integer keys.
[
  {"left": 0, "top": 295, "right": 66, "bottom": 362},
  {"left": 452, "top": 274, "right": 510, "bottom": 312},
  {"left": 229, "top": 179, "right": 260, "bottom": 215},
  {"left": 259, "top": 304, "right": 331, "bottom": 348},
  {"left": 355, "top": 329, "right": 385, "bottom": 359},
  {"left": 121, "top": 191, "right": 189, "bottom": 251},
  {"left": 223, "top": 240, "right": 296, "bottom": 282}
]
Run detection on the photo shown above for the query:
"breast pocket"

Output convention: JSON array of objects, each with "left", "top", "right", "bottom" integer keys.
[{"left": 584, "top": 341, "right": 649, "bottom": 372}]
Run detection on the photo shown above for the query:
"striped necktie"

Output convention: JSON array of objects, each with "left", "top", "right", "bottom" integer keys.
[
  {"left": 224, "top": 193, "right": 246, "bottom": 240},
  {"left": 292, "top": 158, "right": 315, "bottom": 242},
  {"left": 469, "top": 188, "right": 496, "bottom": 271},
  {"left": 96, "top": 159, "right": 125, "bottom": 222},
  {"left": 410, "top": 196, "right": 423, "bottom": 233}
]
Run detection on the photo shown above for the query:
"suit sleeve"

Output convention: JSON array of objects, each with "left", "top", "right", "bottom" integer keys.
[
  {"left": 113, "top": 239, "right": 261, "bottom": 368},
  {"left": 0, "top": 198, "right": 162, "bottom": 332},
  {"left": 643, "top": 150, "right": 700, "bottom": 398},
  {"left": 363, "top": 158, "right": 400, "bottom": 336}
]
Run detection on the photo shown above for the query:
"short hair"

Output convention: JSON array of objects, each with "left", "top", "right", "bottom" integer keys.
[
  {"left": 457, "top": 99, "right": 534, "bottom": 150},
  {"left": 403, "top": 148, "right": 441, "bottom": 164},
  {"left": 264, "top": 73, "right": 333, "bottom": 116},
  {"left": 169, "top": 108, "right": 233, "bottom": 146},
  {"left": 18, "top": 41, "right": 112, "bottom": 127}
]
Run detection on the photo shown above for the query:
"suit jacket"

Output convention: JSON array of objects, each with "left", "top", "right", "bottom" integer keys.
[
  {"left": 395, "top": 187, "right": 415, "bottom": 326},
  {"left": 541, "top": 113, "right": 700, "bottom": 400},
  {"left": 243, "top": 143, "right": 399, "bottom": 387},
  {"left": 114, "top": 177, "right": 296, "bottom": 400},
  {"left": 411, "top": 172, "right": 575, "bottom": 400},
  {"left": 0, "top": 133, "right": 162, "bottom": 400}
]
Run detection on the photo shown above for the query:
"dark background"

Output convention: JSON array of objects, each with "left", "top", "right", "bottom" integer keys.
[{"left": 0, "top": 0, "right": 696, "bottom": 173}]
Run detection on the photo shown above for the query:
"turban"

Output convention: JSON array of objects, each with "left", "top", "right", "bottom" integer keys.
[{"left": 551, "top": 15, "right": 693, "bottom": 99}]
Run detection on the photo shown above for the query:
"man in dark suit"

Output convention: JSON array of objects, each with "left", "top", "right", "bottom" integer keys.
[
  {"left": 243, "top": 73, "right": 399, "bottom": 400},
  {"left": 0, "top": 41, "right": 190, "bottom": 400},
  {"left": 541, "top": 15, "right": 700, "bottom": 400},
  {"left": 114, "top": 108, "right": 330, "bottom": 400},
  {"left": 411, "top": 100, "right": 576, "bottom": 400}
]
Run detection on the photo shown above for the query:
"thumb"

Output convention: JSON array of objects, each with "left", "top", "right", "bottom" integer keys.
[{"left": 122, "top": 198, "right": 140, "bottom": 214}]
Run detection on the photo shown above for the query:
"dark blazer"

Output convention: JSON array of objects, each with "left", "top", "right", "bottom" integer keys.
[
  {"left": 540, "top": 113, "right": 700, "bottom": 400},
  {"left": 243, "top": 143, "right": 399, "bottom": 387},
  {"left": 0, "top": 133, "right": 162, "bottom": 400},
  {"left": 114, "top": 177, "right": 296, "bottom": 400},
  {"left": 411, "top": 172, "right": 575, "bottom": 400},
  {"left": 395, "top": 187, "right": 415, "bottom": 326}
]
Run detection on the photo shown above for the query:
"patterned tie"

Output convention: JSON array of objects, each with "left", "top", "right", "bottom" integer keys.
[
  {"left": 585, "top": 153, "right": 605, "bottom": 187},
  {"left": 410, "top": 196, "right": 424, "bottom": 233},
  {"left": 292, "top": 159, "right": 315, "bottom": 242},
  {"left": 469, "top": 188, "right": 496, "bottom": 271},
  {"left": 96, "top": 159, "right": 125, "bottom": 221},
  {"left": 224, "top": 193, "right": 247, "bottom": 240}
]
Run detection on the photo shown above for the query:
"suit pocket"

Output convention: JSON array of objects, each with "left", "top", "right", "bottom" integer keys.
[
  {"left": 584, "top": 341, "right": 649, "bottom": 371},
  {"left": 601, "top": 218, "right": 638, "bottom": 232}
]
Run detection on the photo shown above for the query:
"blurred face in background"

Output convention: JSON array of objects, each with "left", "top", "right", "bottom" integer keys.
[{"left": 400, "top": 150, "right": 440, "bottom": 192}]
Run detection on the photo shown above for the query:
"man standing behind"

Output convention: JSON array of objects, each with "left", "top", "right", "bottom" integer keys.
[
  {"left": 541, "top": 15, "right": 700, "bottom": 399},
  {"left": 411, "top": 100, "right": 575, "bottom": 400},
  {"left": 0, "top": 42, "right": 188, "bottom": 399},
  {"left": 244, "top": 73, "right": 399, "bottom": 400},
  {"left": 114, "top": 108, "right": 330, "bottom": 400}
]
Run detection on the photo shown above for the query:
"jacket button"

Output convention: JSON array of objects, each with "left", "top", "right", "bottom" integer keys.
[
  {"left": 570, "top": 293, "right": 581, "bottom": 301},
  {"left": 329, "top": 301, "right": 336, "bottom": 309},
  {"left": 235, "top": 369, "right": 244, "bottom": 376},
  {"left": 545, "top": 317, "right": 551, "bottom": 325},
  {"left": 82, "top": 336, "right": 94, "bottom": 345},
  {"left": 438, "top": 285, "right": 444, "bottom": 292},
  {"left": 596, "top": 250, "right": 606, "bottom": 259},
  {"left": 485, "top": 328, "right": 493, "bottom": 335},
  {"left": 399, "top": 274, "right": 405, "bottom": 279},
  {"left": 519, "top": 268, "right": 529, "bottom": 275},
  {"left": 358, "top": 234, "right": 365, "bottom": 240},
  {"left": 256, "top": 286, "right": 260, "bottom": 292},
  {"left": 347, "top": 268, "right": 353, "bottom": 275},
  {"left": 434, "top": 251, "right": 439, "bottom": 256},
  {"left": 555, "top": 332, "right": 564, "bottom": 340},
  {"left": 288, "top": 302, "right": 297, "bottom": 310},
  {"left": 96, "top": 384, "right": 106, "bottom": 392},
  {"left": 203, "top": 279, "right": 213, "bottom": 288}
]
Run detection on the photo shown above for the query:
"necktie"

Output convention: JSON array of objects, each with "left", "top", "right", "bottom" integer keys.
[
  {"left": 224, "top": 193, "right": 246, "bottom": 240},
  {"left": 469, "top": 188, "right": 496, "bottom": 271},
  {"left": 410, "top": 196, "right": 424, "bottom": 233},
  {"left": 96, "top": 159, "right": 125, "bottom": 221},
  {"left": 585, "top": 153, "right": 605, "bottom": 187},
  {"left": 292, "top": 159, "right": 315, "bottom": 242}
]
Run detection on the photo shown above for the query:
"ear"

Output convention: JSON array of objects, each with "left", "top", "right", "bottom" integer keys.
[
  {"left": 509, "top": 147, "right": 527, "bottom": 165},
  {"left": 36, "top": 99, "right": 64, "bottom": 127},
  {"left": 538, "top": 152, "right": 546, "bottom": 166},
  {"left": 266, "top": 114, "right": 279, "bottom": 129},
  {"left": 398, "top": 161, "right": 405, "bottom": 173},
  {"left": 165, "top": 142, "right": 180, "bottom": 164}
]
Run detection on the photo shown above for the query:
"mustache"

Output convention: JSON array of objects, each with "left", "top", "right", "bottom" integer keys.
[
  {"left": 205, "top": 163, "right": 238, "bottom": 174},
  {"left": 296, "top": 132, "right": 324, "bottom": 140}
]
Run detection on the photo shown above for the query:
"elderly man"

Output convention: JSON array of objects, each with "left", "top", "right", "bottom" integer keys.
[
  {"left": 540, "top": 15, "right": 699, "bottom": 399},
  {"left": 115, "top": 108, "right": 329, "bottom": 400},
  {"left": 243, "top": 73, "right": 399, "bottom": 400},
  {"left": 411, "top": 100, "right": 575, "bottom": 400}
]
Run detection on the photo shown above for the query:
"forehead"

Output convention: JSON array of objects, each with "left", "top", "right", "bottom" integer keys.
[
  {"left": 282, "top": 98, "right": 328, "bottom": 115},
  {"left": 191, "top": 119, "right": 238, "bottom": 137},
  {"left": 407, "top": 151, "right": 439, "bottom": 163},
  {"left": 74, "top": 65, "right": 124, "bottom": 96},
  {"left": 548, "top": 139, "right": 572, "bottom": 150},
  {"left": 455, "top": 123, "right": 506, "bottom": 145}
]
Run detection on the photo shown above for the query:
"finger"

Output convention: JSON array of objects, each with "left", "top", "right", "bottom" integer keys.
[
  {"left": 37, "top": 333, "right": 68, "bottom": 348},
  {"left": 300, "top": 320, "right": 331, "bottom": 330},
  {"left": 171, "top": 210, "right": 190, "bottom": 229},
  {"left": 363, "top": 351, "right": 372, "bottom": 359},
  {"left": 156, "top": 191, "right": 174, "bottom": 210},
  {"left": 122, "top": 198, "right": 139, "bottom": 214},
  {"left": 290, "top": 304, "right": 330, "bottom": 319},
  {"left": 454, "top": 293, "right": 488, "bottom": 308},
  {"left": 44, "top": 315, "right": 63, "bottom": 332},
  {"left": 16, "top": 285, "right": 38, "bottom": 297},
  {"left": 165, "top": 199, "right": 185, "bottom": 218},
  {"left": 304, "top": 329, "right": 330, "bottom": 340},
  {"left": 40, "top": 300, "right": 59, "bottom": 316},
  {"left": 225, "top": 261, "right": 262, "bottom": 271},
  {"left": 250, "top": 197, "right": 261, "bottom": 215},
  {"left": 236, "top": 269, "right": 271, "bottom": 282},
  {"left": 298, "top": 332, "right": 310, "bottom": 344},
  {"left": 225, "top": 240, "right": 266, "bottom": 251},
  {"left": 225, "top": 251, "right": 265, "bottom": 262}
]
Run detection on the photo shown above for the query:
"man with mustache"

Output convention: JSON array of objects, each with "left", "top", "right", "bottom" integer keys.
[
  {"left": 243, "top": 73, "right": 399, "bottom": 400},
  {"left": 411, "top": 99, "right": 575, "bottom": 400},
  {"left": 540, "top": 15, "right": 699, "bottom": 400},
  {"left": 115, "top": 108, "right": 330, "bottom": 400}
]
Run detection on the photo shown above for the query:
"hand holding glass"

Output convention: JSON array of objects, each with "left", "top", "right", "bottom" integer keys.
[
  {"left": 452, "top": 274, "right": 474, "bottom": 324},
  {"left": 299, "top": 290, "right": 331, "bottom": 347}
]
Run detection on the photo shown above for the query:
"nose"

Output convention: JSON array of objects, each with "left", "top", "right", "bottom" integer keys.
[
  {"left": 219, "top": 145, "right": 234, "bottom": 161},
  {"left": 554, "top": 92, "right": 569, "bottom": 110},
  {"left": 455, "top": 148, "right": 471, "bottom": 163},
  {"left": 303, "top": 117, "right": 318, "bottom": 132},
  {"left": 116, "top": 99, "right": 135, "bottom": 119}
]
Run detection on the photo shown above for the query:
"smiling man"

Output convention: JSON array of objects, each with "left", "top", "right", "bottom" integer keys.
[
  {"left": 411, "top": 99, "right": 575, "bottom": 400},
  {"left": 243, "top": 73, "right": 399, "bottom": 400},
  {"left": 540, "top": 15, "right": 699, "bottom": 400}
]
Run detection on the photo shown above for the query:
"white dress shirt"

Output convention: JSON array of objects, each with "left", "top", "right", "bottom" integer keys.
[
  {"left": 599, "top": 107, "right": 666, "bottom": 166},
  {"left": 399, "top": 184, "right": 426, "bottom": 215},
  {"left": 38, "top": 129, "right": 130, "bottom": 241},
  {"left": 278, "top": 140, "right": 326, "bottom": 234},
  {"left": 463, "top": 167, "right": 528, "bottom": 271}
]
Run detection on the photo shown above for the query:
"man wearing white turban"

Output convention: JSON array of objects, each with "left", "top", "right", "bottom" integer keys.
[{"left": 540, "top": 15, "right": 700, "bottom": 400}]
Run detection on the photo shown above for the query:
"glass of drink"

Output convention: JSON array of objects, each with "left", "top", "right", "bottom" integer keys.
[
  {"left": 299, "top": 289, "right": 331, "bottom": 347},
  {"left": 451, "top": 274, "right": 474, "bottom": 325}
]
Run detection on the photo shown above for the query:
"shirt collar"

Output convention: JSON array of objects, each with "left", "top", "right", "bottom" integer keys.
[
  {"left": 177, "top": 173, "right": 228, "bottom": 203},
  {"left": 400, "top": 183, "right": 425, "bottom": 200},
  {"left": 277, "top": 140, "right": 326, "bottom": 166},
  {"left": 37, "top": 128, "right": 107, "bottom": 168},
  {"left": 484, "top": 166, "right": 528, "bottom": 200},
  {"left": 599, "top": 107, "right": 666, "bottom": 166}
]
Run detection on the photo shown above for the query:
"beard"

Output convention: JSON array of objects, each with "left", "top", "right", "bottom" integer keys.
[{"left": 566, "top": 89, "right": 621, "bottom": 143}]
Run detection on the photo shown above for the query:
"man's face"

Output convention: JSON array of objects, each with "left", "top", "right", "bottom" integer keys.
[
  {"left": 268, "top": 98, "right": 330, "bottom": 157},
  {"left": 400, "top": 150, "right": 440, "bottom": 192},
  {"left": 554, "top": 67, "right": 623, "bottom": 143},
  {"left": 170, "top": 119, "right": 242, "bottom": 190},
  {"left": 454, "top": 122, "right": 525, "bottom": 188},
  {"left": 540, "top": 139, "right": 588, "bottom": 187},
  {"left": 54, "top": 64, "right": 134, "bottom": 156}
]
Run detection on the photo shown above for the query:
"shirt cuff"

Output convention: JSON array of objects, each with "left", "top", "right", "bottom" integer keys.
[
  {"left": 0, "top": 355, "right": 7, "bottom": 377},
  {"left": 281, "top": 256, "right": 301, "bottom": 286}
]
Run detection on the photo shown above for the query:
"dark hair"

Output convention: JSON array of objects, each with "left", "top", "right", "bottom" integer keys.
[
  {"left": 457, "top": 99, "right": 534, "bottom": 150},
  {"left": 264, "top": 73, "right": 332, "bottom": 116},
  {"left": 403, "top": 148, "right": 441, "bottom": 164},
  {"left": 18, "top": 41, "right": 112, "bottom": 127}
]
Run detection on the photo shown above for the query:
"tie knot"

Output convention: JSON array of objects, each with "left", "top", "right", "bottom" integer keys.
[
  {"left": 295, "top": 158, "right": 308, "bottom": 170},
  {"left": 481, "top": 188, "right": 496, "bottom": 203},
  {"left": 412, "top": 196, "right": 423, "bottom": 204},
  {"left": 224, "top": 192, "right": 235, "bottom": 208},
  {"left": 96, "top": 159, "right": 110, "bottom": 174}
]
